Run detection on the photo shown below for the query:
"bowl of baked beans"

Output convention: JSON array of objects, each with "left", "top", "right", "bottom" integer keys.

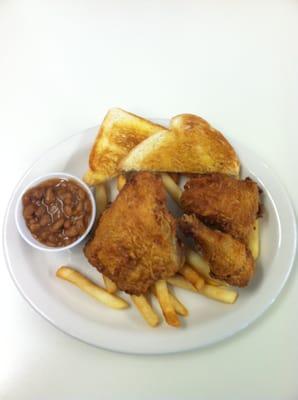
[{"left": 15, "top": 173, "right": 96, "bottom": 251}]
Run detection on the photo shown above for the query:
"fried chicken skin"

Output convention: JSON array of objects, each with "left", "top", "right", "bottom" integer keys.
[
  {"left": 180, "top": 214, "right": 255, "bottom": 287},
  {"left": 84, "top": 172, "right": 184, "bottom": 295},
  {"left": 180, "top": 174, "right": 260, "bottom": 243}
]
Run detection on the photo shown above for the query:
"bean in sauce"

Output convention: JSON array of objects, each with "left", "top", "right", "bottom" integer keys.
[{"left": 22, "top": 178, "right": 92, "bottom": 247}]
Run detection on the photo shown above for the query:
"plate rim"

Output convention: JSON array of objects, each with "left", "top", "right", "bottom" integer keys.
[{"left": 3, "top": 124, "right": 297, "bottom": 354}]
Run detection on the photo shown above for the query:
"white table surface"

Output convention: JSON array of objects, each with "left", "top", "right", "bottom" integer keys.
[{"left": 1, "top": 1, "right": 297, "bottom": 399}]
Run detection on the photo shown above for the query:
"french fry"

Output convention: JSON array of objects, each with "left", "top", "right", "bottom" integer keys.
[
  {"left": 167, "top": 276, "right": 197, "bottom": 292},
  {"left": 95, "top": 184, "right": 108, "bottom": 219},
  {"left": 117, "top": 174, "right": 127, "bottom": 191},
  {"left": 198, "top": 284, "right": 238, "bottom": 304},
  {"left": 152, "top": 286, "right": 188, "bottom": 316},
  {"left": 248, "top": 219, "right": 260, "bottom": 260},
  {"left": 186, "top": 248, "right": 210, "bottom": 279},
  {"left": 206, "top": 275, "right": 229, "bottom": 287},
  {"left": 131, "top": 294, "right": 160, "bottom": 327},
  {"left": 168, "top": 172, "right": 180, "bottom": 185},
  {"left": 103, "top": 275, "right": 118, "bottom": 294},
  {"left": 186, "top": 248, "right": 228, "bottom": 286},
  {"left": 56, "top": 267, "right": 128, "bottom": 309},
  {"left": 161, "top": 173, "right": 182, "bottom": 204},
  {"left": 155, "top": 280, "right": 180, "bottom": 327},
  {"left": 205, "top": 277, "right": 222, "bottom": 286},
  {"left": 180, "top": 264, "right": 205, "bottom": 290},
  {"left": 169, "top": 292, "right": 188, "bottom": 317}
]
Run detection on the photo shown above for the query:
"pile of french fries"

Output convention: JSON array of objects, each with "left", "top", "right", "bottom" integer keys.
[{"left": 56, "top": 174, "right": 260, "bottom": 328}]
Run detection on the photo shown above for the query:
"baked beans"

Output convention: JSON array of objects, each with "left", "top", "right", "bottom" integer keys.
[{"left": 22, "top": 178, "right": 92, "bottom": 247}]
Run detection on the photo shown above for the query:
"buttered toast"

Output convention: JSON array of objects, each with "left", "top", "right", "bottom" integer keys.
[
  {"left": 120, "top": 114, "right": 240, "bottom": 176},
  {"left": 84, "top": 108, "right": 167, "bottom": 185}
]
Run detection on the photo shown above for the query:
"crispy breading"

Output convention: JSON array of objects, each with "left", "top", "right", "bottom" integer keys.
[
  {"left": 181, "top": 174, "right": 260, "bottom": 243},
  {"left": 84, "top": 172, "right": 184, "bottom": 295},
  {"left": 180, "top": 214, "right": 255, "bottom": 287}
]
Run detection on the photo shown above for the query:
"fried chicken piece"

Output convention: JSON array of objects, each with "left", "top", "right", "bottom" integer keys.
[
  {"left": 84, "top": 172, "right": 184, "bottom": 295},
  {"left": 181, "top": 174, "right": 260, "bottom": 243},
  {"left": 180, "top": 214, "right": 254, "bottom": 287}
]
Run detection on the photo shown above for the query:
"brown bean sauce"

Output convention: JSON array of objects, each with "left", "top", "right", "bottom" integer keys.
[{"left": 22, "top": 178, "right": 92, "bottom": 247}]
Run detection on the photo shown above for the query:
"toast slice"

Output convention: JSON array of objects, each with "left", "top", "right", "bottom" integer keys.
[
  {"left": 120, "top": 114, "right": 240, "bottom": 176},
  {"left": 84, "top": 108, "right": 167, "bottom": 185}
]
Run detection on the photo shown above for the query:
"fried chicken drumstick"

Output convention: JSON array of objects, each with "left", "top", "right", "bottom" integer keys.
[{"left": 180, "top": 214, "right": 255, "bottom": 287}]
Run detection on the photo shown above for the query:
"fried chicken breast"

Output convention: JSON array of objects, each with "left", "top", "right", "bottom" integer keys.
[
  {"left": 181, "top": 174, "right": 260, "bottom": 243},
  {"left": 180, "top": 214, "right": 255, "bottom": 287},
  {"left": 84, "top": 172, "right": 184, "bottom": 295}
]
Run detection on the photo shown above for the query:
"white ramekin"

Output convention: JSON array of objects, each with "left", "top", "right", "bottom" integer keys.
[{"left": 15, "top": 172, "right": 96, "bottom": 252}]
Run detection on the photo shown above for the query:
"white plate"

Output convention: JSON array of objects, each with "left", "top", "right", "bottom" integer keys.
[{"left": 3, "top": 121, "right": 297, "bottom": 354}]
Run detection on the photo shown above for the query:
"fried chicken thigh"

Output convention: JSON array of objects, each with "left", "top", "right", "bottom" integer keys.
[
  {"left": 84, "top": 172, "right": 184, "bottom": 295},
  {"left": 180, "top": 174, "right": 260, "bottom": 244},
  {"left": 180, "top": 214, "right": 254, "bottom": 287}
]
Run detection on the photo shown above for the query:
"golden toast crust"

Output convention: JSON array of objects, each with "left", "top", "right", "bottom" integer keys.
[
  {"left": 85, "top": 108, "right": 166, "bottom": 185},
  {"left": 121, "top": 114, "right": 240, "bottom": 176}
]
